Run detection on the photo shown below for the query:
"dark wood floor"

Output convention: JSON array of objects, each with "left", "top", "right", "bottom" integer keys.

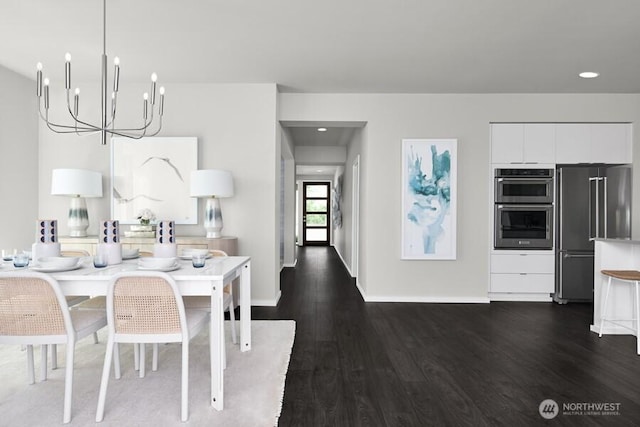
[{"left": 252, "top": 246, "right": 640, "bottom": 426}]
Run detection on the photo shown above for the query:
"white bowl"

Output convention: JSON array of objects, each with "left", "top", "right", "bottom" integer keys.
[
  {"left": 37, "top": 256, "right": 79, "bottom": 269},
  {"left": 181, "top": 248, "right": 209, "bottom": 257},
  {"left": 122, "top": 248, "right": 139, "bottom": 258},
  {"left": 138, "top": 257, "right": 176, "bottom": 269}
]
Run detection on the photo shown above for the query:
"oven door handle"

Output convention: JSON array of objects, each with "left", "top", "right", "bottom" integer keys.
[{"left": 495, "top": 204, "right": 551, "bottom": 210}]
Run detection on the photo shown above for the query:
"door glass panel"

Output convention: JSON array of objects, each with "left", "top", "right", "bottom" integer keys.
[
  {"left": 306, "top": 185, "right": 328, "bottom": 198},
  {"left": 306, "top": 229, "right": 327, "bottom": 241},
  {"left": 306, "top": 200, "right": 327, "bottom": 212},
  {"left": 306, "top": 214, "right": 327, "bottom": 226}
]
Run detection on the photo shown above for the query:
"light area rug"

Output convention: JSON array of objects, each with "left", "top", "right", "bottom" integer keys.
[{"left": 0, "top": 320, "right": 295, "bottom": 426}]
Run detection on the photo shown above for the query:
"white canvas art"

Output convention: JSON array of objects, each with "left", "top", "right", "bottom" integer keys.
[
  {"left": 111, "top": 137, "right": 198, "bottom": 224},
  {"left": 401, "top": 139, "right": 457, "bottom": 260}
]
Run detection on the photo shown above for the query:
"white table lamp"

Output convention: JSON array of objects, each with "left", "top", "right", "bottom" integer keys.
[
  {"left": 190, "top": 169, "right": 234, "bottom": 238},
  {"left": 51, "top": 168, "right": 103, "bottom": 237}
]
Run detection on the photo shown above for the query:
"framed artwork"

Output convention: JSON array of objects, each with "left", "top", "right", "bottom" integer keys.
[
  {"left": 401, "top": 138, "right": 457, "bottom": 260},
  {"left": 111, "top": 137, "right": 198, "bottom": 224}
]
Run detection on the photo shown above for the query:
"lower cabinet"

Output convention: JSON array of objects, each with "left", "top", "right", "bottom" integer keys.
[{"left": 490, "top": 252, "right": 554, "bottom": 300}]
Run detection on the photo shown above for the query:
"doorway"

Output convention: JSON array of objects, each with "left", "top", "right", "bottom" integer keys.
[{"left": 302, "top": 182, "right": 331, "bottom": 246}]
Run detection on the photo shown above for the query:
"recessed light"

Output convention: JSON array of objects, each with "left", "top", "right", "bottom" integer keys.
[
  {"left": 317, "top": 127, "right": 327, "bottom": 132},
  {"left": 316, "top": 169, "right": 323, "bottom": 173},
  {"left": 579, "top": 72, "right": 599, "bottom": 79}
]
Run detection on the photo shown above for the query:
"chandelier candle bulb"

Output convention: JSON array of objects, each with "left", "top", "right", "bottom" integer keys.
[
  {"left": 74, "top": 88, "right": 79, "bottom": 116},
  {"left": 143, "top": 93, "right": 148, "bottom": 119},
  {"left": 43, "top": 78, "right": 49, "bottom": 109},
  {"left": 64, "top": 52, "right": 71, "bottom": 89},
  {"left": 113, "top": 57, "right": 120, "bottom": 92},
  {"left": 36, "top": 63, "right": 42, "bottom": 97},
  {"left": 159, "top": 87, "right": 165, "bottom": 116},
  {"left": 150, "top": 73, "right": 157, "bottom": 104}
]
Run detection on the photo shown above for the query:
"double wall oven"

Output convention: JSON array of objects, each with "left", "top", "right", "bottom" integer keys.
[{"left": 494, "top": 168, "right": 554, "bottom": 249}]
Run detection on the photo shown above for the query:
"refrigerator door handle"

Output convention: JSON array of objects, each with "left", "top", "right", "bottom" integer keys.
[
  {"left": 603, "top": 176, "right": 608, "bottom": 239},
  {"left": 563, "top": 253, "right": 595, "bottom": 259},
  {"left": 588, "top": 177, "right": 598, "bottom": 241}
]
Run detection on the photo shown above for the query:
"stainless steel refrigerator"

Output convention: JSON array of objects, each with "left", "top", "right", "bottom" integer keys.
[{"left": 554, "top": 165, "right": 632, "bottom": 304}]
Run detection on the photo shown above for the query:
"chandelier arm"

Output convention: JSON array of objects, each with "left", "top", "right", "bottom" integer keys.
[
  {"left": 39, "top": 104, "right": 99, "bottom": 132},
  {"left": 64, "top": 89, "right": 102, "bottom": 131}
]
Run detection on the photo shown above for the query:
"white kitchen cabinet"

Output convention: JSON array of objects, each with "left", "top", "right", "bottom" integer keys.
[
  {"left": 556, "top": 123, "right": 631, "bottom": 164},
  {"left": 491, "top": 123, "right": 555, "bottom": 164},
  {"left": 523, "top": 124, "right": 555, "bottom": 163},
  {"left": 490, "top": 273, "right": 554, "bottom": 294},
  {"left": 590, "top": 124, "right": 631, "bottom": 164},
  {"left": 491, "top": 124, "right": 523, "bottom": 164},
  {"left": 490, "top": 253, "right": 554, "bottom": 294}
]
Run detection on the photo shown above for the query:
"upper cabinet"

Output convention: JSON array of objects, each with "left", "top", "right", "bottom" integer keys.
[
  {"left": 493, "top": 123, "right": 632, "bottom": 165},
  {"left": 556, "top": 123, "right": 631, "bottom": 164},
  {"left": 491, "top": 124, "right": 555, "bottom": 164}
]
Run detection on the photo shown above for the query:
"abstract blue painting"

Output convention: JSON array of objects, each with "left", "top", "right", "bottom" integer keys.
[{"left": 402, "top": 139, "right": 457, "bottom": 259}]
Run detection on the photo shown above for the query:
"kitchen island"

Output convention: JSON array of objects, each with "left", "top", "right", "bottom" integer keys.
[{"left": 592, "top": 238, "right": 640, "bottom": 339}]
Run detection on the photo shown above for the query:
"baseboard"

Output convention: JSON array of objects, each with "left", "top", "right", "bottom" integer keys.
[
  {"left": 362, "top": 295, "right": 490, "bottom": 303},
  {"left": 335, "top": 248, "right": 353, "bottom": 276},
  {"left": 489, "top": 292, "right": 553, "bottom": 302},
  {"left": 251, "top": 298, "right": 278, "bottom": 307},
  {"left": 355, "top": 279, "right": 366, "bottom": 300},
  {"left": 282, "top": 259, "right": 297, "bottom": 268}
]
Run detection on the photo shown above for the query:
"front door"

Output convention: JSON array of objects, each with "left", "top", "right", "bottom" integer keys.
[{"left": 302, "top": 182, "right": 330, "bottom": 246}]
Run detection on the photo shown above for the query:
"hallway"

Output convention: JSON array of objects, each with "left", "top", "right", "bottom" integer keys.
[{"left": 253, "top": 246, "right": 640, "bottom": 426}]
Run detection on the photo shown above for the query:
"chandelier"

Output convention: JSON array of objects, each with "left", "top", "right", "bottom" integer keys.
[{"left": 35, "top": 0, "right": 165, "bottom": 145}]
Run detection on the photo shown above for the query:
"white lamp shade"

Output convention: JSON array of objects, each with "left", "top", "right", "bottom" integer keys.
[
  {"left": 51, "top": 168, "right": 103, "bottom": 197},
  {"left": 190, "top": 169, "right": 234, "bottom": 198}
]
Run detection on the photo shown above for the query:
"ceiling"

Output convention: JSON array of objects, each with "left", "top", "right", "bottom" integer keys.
[
  {"left": 1, "top": 0, "right": 639, "bottom": 94},
  {"left": 3, "top": 1, "right": 639, "bottom": 176}
]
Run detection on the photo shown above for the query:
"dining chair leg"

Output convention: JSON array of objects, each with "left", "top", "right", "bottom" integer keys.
[
  {"left": 139, "top": 344, "right": 146, "bottom": 378},
  {"left": 113, "top": 343, "right": 121, "bottom": 380},
  {"left": 63, "top": 342, "right": 75, "bottom": 424},
  {"left": 51, "top": 344, "right": 58, "bottom": 370},
  {"left": 96, "top": 338, "right": 115, "bottom": 423},
  {"left": 93, "top": 332, "right": 99, "bottom": 344},
  {"left": 229, "top": 301, "right": 237, "bottom": 345},
  {"left": 181, "top": 342, "right": 188, "bottom": 422},
  {"left": 152, "top": 343, "right": 159, "bottom": 371},
  {"left": 133, "top": 343, "right": 140, "bottom": 371},
  {"left": 41, "top": 344, "right": 48, "bottom": 381},
  {"left": 27, "top": 345, "right": 35, "bottom": 385}
]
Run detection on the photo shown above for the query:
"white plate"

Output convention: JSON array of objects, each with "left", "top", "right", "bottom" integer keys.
[
  {"left": 178, "top": 254, "right": 212, "bottom": 260},
  {"left": 137, "top": 263, "right": 181, "bottom": 272},
  {"left": 29, "top": 263, "right": 83, "bottom": 273},
  {"left": 122, "top": 254, "right": 140, "bottom": 260}
]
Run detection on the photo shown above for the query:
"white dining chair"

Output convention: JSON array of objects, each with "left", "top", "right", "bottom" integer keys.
[
  {"left": 0, "top": 272, "right": 107, "bottom": 424},
  {"left": 183, "top": 249, "right": 237, "bottom": 344},
  {"left": 95, "top": 271, "right": 209, "bottom": 423}
]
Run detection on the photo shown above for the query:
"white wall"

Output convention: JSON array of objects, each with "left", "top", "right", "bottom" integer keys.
[
  {"left": 332, "top": 128, "right": 363, "bottom": 276},
  {"left": 280, "top": 93, "right": 640, "bottom": 302},
  {"left": 295, "top": 145, "right": 346, "bottom": 164},
  {"left": 0, "top": 65, "right": 38, "bottom": 250},
  {"left": 280, "top": 127, "right": 296, "bottom": 267},
  {"left": 37, "top": 82, "right": 280, "bottom": 305}
]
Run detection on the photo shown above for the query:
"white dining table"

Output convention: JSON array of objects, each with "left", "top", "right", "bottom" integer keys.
[{"left": 2, "top": 255, "right": 251, "bottom": 411}]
